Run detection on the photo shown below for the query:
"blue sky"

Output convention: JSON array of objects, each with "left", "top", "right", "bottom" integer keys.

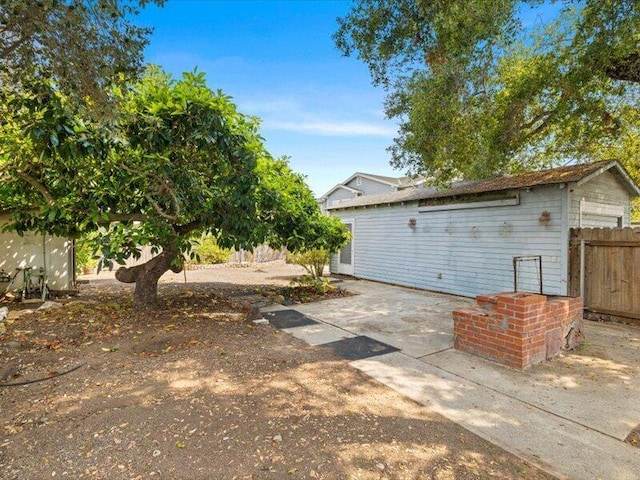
[{"left": 138, "top": 0, "right": 398, "bottom": 197}]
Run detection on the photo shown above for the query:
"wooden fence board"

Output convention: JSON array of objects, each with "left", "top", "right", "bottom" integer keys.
[{"left": 569, "top": 227, "right": 640, "bottom": 323}]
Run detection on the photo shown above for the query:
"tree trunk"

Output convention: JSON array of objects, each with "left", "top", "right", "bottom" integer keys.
[{"left": 115, "top": 248, "right": 182, "bottom": 310}]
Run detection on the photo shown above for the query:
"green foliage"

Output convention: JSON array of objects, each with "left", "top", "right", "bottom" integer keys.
[
  {"left": 74, "top": 236, "right": 98, "bottom": 275},
  {"left": 0, "top": 0, "right": 164, "bottom": 112},
  {"left": 193, "top": 236, "right": 232, "bottom": 264},
  {"left": 0, "top": 68, "right": 267, "bottom": 263},
  {"left": 290, "top": 275, "right": 335, "bottom": 295},
  {"left": 335, "top": 1, "right": 640, "bottom": 188},
  {"left": 254, "top": 156, "right": 350, "bottom": 254},
  {"left": 287, "top": 249, "right": 329, "bottom": 278},
  {"left": 0, "top": 67, "right": 350, "bottom": 306}
]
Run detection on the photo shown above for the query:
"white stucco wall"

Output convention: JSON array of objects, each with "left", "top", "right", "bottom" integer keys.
[{"left": 0, "top": 223, "right": 73, "bottom": 291}]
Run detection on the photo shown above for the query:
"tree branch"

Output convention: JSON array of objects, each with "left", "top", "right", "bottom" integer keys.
[
  {"left": 16, "top": 171, "right": 55, "bottom": 206},
  {"left": 145, "top": 193, "right": 180, "bottom": 221},
  {"left": 145, "top": 180, "right": 181, "bottom": 221},
  {"left": 100, "top": 213, "right": 148, "bottom": 224},
  {"left": 122, "top": 163, "right": 181, "bottom": 221},
  {"left": 174, "top": 219, "right": 203, "bottom": 235},
  {"left": 1, "top": 35, "right": 29, "bottom": 59}
]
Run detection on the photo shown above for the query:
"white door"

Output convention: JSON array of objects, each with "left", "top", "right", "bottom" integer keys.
[{"left": 337, "top": 219, "right": 354, "bottom": 275}]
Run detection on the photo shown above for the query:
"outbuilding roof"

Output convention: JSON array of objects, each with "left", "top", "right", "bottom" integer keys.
[{"left": 328, "top": 161, "right": 640, "bottom": 210}]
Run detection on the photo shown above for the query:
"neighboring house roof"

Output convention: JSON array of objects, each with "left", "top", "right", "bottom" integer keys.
[
  {"left": 349, "top": 172, "right": 426, "bottom": 188},
  {"left": 318, "top": 172, "right": 425, "bottom": 200},
  {"left": 354, "top": 172, "right": 400, "bottom": 186},
  {"left": 319, "top": 183, "right": 363, "bottom": 200},
  {"left": 328, "top": 161, "right": 640, "bottom": 210}
]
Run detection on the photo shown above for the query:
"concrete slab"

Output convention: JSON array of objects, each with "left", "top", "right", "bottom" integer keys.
[
  {"left": 423, "top": 322, "right": 640, "bottom": 440},
  {"left": 324, "top": 310, "right": 454, "bottom": 358},
  {"left": 282, "top": 322, "right": 356, "bottom": 346},
  {"left": 263, "top": 277, "right": 640, "bottom": 479},
  {"left": 295, "top": 281, "right": 469, "bottom": 324},
  {"left": 263, "top": 309, "right": 319, "bottom": 329},
  {"left": 353, "top": 352, "right": 640, "bottom": 480},
  {"left": 317, "top": 336, "right": 399, "bottom": 360},
  {"left": 295, "top": 281, "right": 470, "bottom": 358}
]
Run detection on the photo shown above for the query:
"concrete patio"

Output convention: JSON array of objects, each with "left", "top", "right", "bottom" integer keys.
[{"left": 262, "top": 278, "right": 640, "bottom": 480}]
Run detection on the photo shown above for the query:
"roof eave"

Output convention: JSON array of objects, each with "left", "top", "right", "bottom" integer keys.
[
  {"left": 351, "top": 172, "right": 400, "bottom": 187},
  {"left": 319, "top": 183, "right": 363, "bottom": 199},
  {"left": 575, "top": 161, "right": 640, "bottom": 197}
]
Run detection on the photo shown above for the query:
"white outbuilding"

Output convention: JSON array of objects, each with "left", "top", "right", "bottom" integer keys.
[
  {"left": 0, "top": 215, "right": 74, "bottom": 292},
  {"left": 329, "top": 161, "right": 639, "bottom": 297}
]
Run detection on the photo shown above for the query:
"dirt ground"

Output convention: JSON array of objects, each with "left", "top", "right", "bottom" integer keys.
[{"left": 0, "top": 263, "right": 556, "bottom": 479}]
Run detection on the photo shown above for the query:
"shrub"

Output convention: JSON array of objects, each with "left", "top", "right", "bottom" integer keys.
[
  {"left": 75, "top": 237, "right": 98, "bottom": 275},
  {"left": 286, "top": 248, "right": 329, "bottom": 278},
  {"left": 291, "top": 274, "right": 335, "bottom": 294},
  {"left": 193, "top": 236, "right": 232, "bottom": 264}
]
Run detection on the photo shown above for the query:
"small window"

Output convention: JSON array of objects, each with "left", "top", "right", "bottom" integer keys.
[{"left": 356, "top": 177, "right": 362, "bottom": 186}]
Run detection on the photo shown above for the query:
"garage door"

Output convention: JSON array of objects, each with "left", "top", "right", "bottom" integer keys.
[
  {"left": 580, "top": 200, "right": 624, "bottom": 228},
  {"left": 581, "top": 213, "right": 621, "bottom": 228}
]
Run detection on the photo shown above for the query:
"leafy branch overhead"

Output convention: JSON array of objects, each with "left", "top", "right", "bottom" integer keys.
[
  {"left": 0, "top": 0, "right": 163, "bottom": 112},
  {"left": 335, "top": 0, "right": 640, "bottom": 188},
  {"left": 0, "top": 68, "right": 349, "bottom": 309}
]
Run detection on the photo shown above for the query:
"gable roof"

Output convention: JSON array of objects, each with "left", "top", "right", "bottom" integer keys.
[
  {"left": 351, "top": 172, "right": 426, "bottom": 188},
  {"left": 328, "top": 161, "right": 640, "bottom": 210},
  {"left": 353, "top": 172, "right": 400, "bottom": 186},
  {"left": 319, "top": 172, "right": 426, "bottom": 200},
  {"left": 318, "top": 183, "right": 362, "bottom": 200}
]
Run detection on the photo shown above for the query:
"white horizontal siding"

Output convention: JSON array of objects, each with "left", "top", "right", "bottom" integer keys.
[
  {"left": 346, "top": 176, "right": 394, "bottom": 195},
  {"left": 331, "top": 185, "right": 566, "bottom": 297},
  {"left": 326, "top": 187, "right": 356, "bottom": 207},
  {"left": 569, "top": 170, "right": 631, "bottom": 227}
]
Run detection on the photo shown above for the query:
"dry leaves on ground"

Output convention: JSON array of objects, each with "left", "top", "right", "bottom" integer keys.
[{"left": 0, "top": 279, "right": 555, "bottom": 479}]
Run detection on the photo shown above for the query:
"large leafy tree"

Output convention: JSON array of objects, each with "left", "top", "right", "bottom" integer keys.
[
  {"left": 0, "top": 68, "right": 348, "bottom": 309},
  {"left": 335, "top": 1, "right": 640, "bottom": 192},
  {"left": 0, "top": 0, "right": 162, "bottom": 111}
]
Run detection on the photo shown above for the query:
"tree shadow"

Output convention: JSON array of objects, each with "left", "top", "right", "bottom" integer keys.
[{"left": 0, "top": 286, "right": 553, "bottom": 479}]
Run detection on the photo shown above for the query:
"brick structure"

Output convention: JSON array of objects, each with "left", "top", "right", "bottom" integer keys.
[{"left": 453, "top": 292, "right": 584, "bottom": 369}]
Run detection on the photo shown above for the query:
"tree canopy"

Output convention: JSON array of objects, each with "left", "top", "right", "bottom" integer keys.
[
  {"left": 0, "top": 68, "right": 348, "bottom": 309},
  {"left": 335, "top": 0, "right": 640, "bottom": 194},
  {"left": 0, "top": 0, "right": 162, "bottom": 111}
]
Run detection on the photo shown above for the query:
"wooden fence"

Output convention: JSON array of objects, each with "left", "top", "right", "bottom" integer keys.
[{"left": 569, "top": 227, "right": 640, "bottom": 324}]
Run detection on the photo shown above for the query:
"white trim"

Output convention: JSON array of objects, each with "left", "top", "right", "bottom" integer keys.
[
  {"left": 337, "top": 218, "right": 355, "bottom": 275},
  {"left": 417, "top": 195, "right": 519, "bottom": 213},
  {"left": 318, "top": 183, "right": 362, "bottom": 200},
  {"left": 580, "top": 199, "right": 625, "bottom": 217},
  {"left": 347, "top": 172, "right": 398, "bottom": 187},
  {"left": 559, "top": 186, "right": 570, "bottom": 295}
]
